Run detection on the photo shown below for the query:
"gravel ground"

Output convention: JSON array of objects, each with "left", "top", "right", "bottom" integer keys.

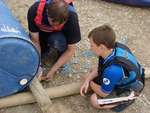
[{"left": 0, "top": 0, "right": 150, "bottom": 113}]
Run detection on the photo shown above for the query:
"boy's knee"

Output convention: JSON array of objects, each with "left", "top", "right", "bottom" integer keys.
[
  {"left": 90, "top": 93, "right": 100, "bottom": 109},
  {"left": 48, "top": 32, "right": 67, "bottom": 53}
]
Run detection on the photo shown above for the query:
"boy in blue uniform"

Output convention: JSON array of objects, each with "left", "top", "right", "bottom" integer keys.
[{"left": 80, "top": 25, "right": 144, "bottom": 112}]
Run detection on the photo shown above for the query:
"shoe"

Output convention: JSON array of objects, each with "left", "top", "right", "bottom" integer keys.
[{"left": 111, "top": 100, "right": 134, "bottom": 112}]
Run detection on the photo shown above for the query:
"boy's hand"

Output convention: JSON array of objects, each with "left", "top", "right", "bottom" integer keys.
[
  {"left": 38, "top": 75, "right": 47, "bottom": 81},
  {"left": 80, "top": 80, "right": 90, "bottom": 96}
]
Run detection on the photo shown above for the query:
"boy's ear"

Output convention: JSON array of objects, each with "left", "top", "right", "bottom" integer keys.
[{"left": 99, "top": 44, "right": 106, "bottom": 50}]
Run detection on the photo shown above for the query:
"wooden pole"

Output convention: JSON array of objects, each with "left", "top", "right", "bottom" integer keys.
[
  {"left": 0, "top": 82, "right": 82, "bottom": 109},
  {"left": 145, "top": 67, "right": 150, "bottom": 78},
  {"left": 0, "top": 68, "right": 149, "bottom": 109},
  {"left": 29, "top": 77, "right": 52, "bottom": 113}
]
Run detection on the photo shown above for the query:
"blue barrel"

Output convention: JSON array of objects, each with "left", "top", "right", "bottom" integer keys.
[
  {"left": 108, "top": 0, "right": 150, "bottom": 7},
  {"left": 0, "top": 1, "right": 40, "bottom": 97}
]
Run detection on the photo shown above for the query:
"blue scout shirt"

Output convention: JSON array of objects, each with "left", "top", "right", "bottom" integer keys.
[{"left": 100, "top": 50, "right": 124, "bottom": 94}]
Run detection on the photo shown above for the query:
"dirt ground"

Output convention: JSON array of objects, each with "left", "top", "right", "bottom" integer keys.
[{"left": 0, "top": 0, "right": 150, "bottom": 113}]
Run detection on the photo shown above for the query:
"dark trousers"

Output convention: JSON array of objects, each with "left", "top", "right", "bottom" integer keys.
[
  {"left": 39, "top": 31, "right": 67, "bottom": 56},
  {"left": 39, "top": 31, "right": 67, "bottom": 65}
]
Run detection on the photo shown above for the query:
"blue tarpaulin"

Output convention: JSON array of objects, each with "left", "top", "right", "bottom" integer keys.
[{"left": 107, "top": 0, "right": 150, "bottom": 7}]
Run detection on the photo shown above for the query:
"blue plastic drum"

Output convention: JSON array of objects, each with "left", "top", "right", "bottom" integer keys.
[
  {"left": 109, "top": 0, "right": 150, "bottom": 7},
  {"left": 0, "top": 1, "right": 40, "bottom": 97}
]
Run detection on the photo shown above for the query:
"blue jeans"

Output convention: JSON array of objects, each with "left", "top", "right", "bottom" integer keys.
[{"left": 39, "top": 31, "right": 67, "bottom": 57}]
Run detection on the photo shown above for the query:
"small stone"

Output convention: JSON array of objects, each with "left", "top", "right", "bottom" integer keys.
[
  {"left": 77, "top": 75, "right": 80, "bottom": 79},
  {"left": 69, "top": 74, "right": 72, "bottom": 77}
]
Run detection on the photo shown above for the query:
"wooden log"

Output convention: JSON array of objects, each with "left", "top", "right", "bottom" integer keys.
[
  {"left": 145, "top": 67, "right": 150, "bottom": 79},
  {"left": 29, "top": 77, "right": 52, "bottom": 113},
  {"left": 0, "top": 82, "right": 82, "bottom": 109},
  {"left": 0, "top": 67, "right": 149, "bottom": 109}
]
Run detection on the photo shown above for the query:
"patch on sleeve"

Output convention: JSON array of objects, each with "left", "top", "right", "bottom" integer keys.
[{"left": 103, "top": 78, "right": 110, "bottom": 85}]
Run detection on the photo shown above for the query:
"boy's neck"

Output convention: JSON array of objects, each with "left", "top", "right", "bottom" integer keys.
[{"left": 101, "top": 48, "right": 113, "bottom": 59}]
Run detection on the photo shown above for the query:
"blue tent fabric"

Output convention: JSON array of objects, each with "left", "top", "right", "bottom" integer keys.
[
  {"left": 0, "top": 0, "right": 40, "bottom": 97},
  {"left": 108, "top": 0, "right": 150, "bottom": 7}
]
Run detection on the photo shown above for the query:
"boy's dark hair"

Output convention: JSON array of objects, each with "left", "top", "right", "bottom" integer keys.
[
  {"left": 88, "top": 25, "right": 116, "bottom": 49},
  {"left": 47, "top": 0, "right": 69, "bottom": 24}
]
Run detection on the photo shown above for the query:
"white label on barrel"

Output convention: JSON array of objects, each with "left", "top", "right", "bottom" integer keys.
[
  {"left": 20, "top": 79, "right": 28, "bottom": 85},
  {"left": 0, "top": 24, "right": 20, "bottom": 34}
]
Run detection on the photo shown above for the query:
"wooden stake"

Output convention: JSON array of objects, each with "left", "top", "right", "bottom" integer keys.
[
  {"left": 145, "top": 67, "right": 150, "bottom": 79},
  {"left": 29, "top": 77, "right": 52, "bottom": 113}
]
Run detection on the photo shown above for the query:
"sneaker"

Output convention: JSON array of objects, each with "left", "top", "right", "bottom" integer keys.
[{"left": 111, "top": 100, "right": 134, "bottom": 112}]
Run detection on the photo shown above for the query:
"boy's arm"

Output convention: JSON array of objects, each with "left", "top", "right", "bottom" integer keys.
[
  {"left": 45, "top": 44, "right": 76, "bottom": 79},
  {"left": 91, "top": 65, "right": 124, "bottom": 97},
  {"left": 29, "top": 31, "right": 41, "bottom": 55},
  {"left": 80, "top": 67, "right": 98, "bottom": 96},
  {"left": 90, "top": 81, "right": 109, "bottom": 97}
]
